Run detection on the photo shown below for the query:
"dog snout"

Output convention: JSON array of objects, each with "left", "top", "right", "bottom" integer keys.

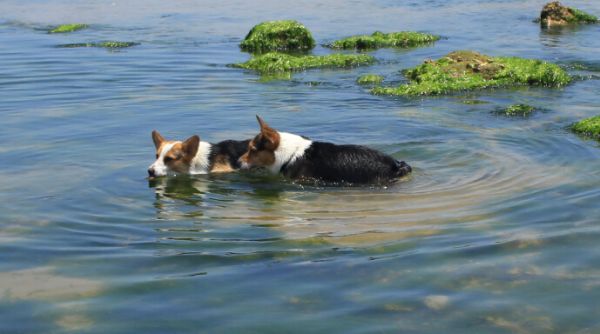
[{"left": 148, "top": 168, "right": 156, "bottom": 177}]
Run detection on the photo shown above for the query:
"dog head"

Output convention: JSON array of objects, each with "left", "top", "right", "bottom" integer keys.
[
  {"left": 239, "top": 116, "right": 281, "bottom": 170},
  {"left": 148, "top": 130, "right": 200, "bottom": 177}
]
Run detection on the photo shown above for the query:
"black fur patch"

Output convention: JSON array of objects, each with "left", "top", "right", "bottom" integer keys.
[
  {"left": 208, "top": 139, "right": 251, "bottom": 169},
  {"left": 281, "top": 142, "right": 412, "bottom": 184}
]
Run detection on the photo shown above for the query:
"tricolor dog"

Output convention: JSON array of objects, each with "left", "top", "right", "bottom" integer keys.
[
  {"left": 148, "top": 130, "right": 250, "bottom": 177},
  {"left": 239, "top": 116, "right": 412, "bottom": 184}
]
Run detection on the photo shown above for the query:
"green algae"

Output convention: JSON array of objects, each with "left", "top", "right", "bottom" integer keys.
[
  {"left": 57, "top": 41, "right": 139, "bottom": 48},
  {"left": 233, "top": 52, "right": 375, "bottom": 73},
  {"left": 326, "top": 31, "right": 440, "bottom": 50},
  {"left": 571, "top": 115, "right": 600, "bottom": 139},
  {"left": 499, "top": 104, "right": 536, "bottom": 117},
  {"left": 539, "top": 1, "right": 598, "bottom": 27},
  {"left": 49, "top": 23, "right": 88, "bottom": 33},
  {"left": 240, "top": 20, "right": 315, "bottom": 53},
  {"left": 357, "top": 74, "right": 384, "bottom": 85},
  {"left": 372, "top": 50, "right": 571, "bottom": 96}
]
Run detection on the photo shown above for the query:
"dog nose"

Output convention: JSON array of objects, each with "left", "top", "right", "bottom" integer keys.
[{"left": 148, "top": 168, "right": 156, "bottom": 177}]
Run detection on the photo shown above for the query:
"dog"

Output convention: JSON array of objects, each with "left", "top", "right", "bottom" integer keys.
[
  {"left": 148, "top": 130, "right": 250, "bottom": 177},
  {"left": 238, "top": 116, "right": 412, "bottom": 184}
]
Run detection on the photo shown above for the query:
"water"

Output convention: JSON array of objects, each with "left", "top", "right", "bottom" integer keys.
[{"left": 1, "top": 0, "right": 600, "bottom": 332}]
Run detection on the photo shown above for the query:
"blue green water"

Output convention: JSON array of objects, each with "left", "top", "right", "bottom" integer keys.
[{"left": 1, "top": 0, "right": 600, "bottom": 333}]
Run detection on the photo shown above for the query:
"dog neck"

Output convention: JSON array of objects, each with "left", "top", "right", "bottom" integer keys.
[
  {"left": 189, "top": 141, "right": 212, "bottom": 174},
  {"left": 270, "top": 132, "right": 312, "bottom": 173}
]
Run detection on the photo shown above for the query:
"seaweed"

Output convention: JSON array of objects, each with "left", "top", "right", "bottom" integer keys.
[
  {"left": 232, "top": 52, "right": 375, "bottom": 73},
  {"left": 326, "top": 31, "right": 440, "bottom": 50},
  {"left": 240, "top": 20, "right": 315, "bottom": 53},
  {"left": 540, "top": 1, "right": 598, "bottom": 27},
  {"left": 48, "top": 23, "right": 88, "bottom": 33},
  {"left": 57, "top": 41, "right": 139, "bottom": 48},
  {"left": 372, "top": 51, "right": 571, "bottom": 96},
  {"left": 571, "top": 115, "right": 600, "bottom": 139},
  {"left": 357, "top": 74, "right": 384, "bottom": 85},
  {"left": 498, "top": 104, "right": 536, "bottom": 117}
]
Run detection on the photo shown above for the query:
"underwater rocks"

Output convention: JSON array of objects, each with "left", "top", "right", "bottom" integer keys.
[
  {"left": 372, "top": 50, "right": 571, "bottom": 96},
  {"left": 233, "top": 52, "right": 374, "bottom": 73},
  {"left": 48, "top": 24, "right": 88, "bottom": 33},
  {"left": 540, "top": 1, "right": 598, "bottom": 27},
  {"left": 57, "top": 41, "right": 139, "bottom": 48},
  {"left": 571, "top": 116, "right": 600, "bottom": 139},
  {"left": 326, "top": 31, "right": 440, "bottom": 50},
  {"left": 357, "top": 74, "right": 384, "bottom": 85},
  {"left": 240, "top": 20, "right": 316, "bottom": 53},
  {"left": 498, "top": 104, "right": 536, "bottom": 117}
]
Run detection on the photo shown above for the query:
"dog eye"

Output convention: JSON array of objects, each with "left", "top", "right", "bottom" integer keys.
[{"left": 164, "top": 157, "right": 173, "bottom": 162}]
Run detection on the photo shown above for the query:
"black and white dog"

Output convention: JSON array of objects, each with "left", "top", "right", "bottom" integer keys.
[{"left": 238, "top": 116, "right": 412, "bottom": 184}]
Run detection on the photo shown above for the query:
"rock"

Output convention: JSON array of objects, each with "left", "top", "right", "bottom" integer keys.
[
  {"left": 540, "top": 1, "right": 598, "bottom": 27},
  {"left": 571, "top": 115, "right": 600, "bottom": 140},
  {"left": 240, "top": 20, "right": 315, "bottom": 53},
  {"left": 326, "top": 31, "right": 440, "bottom": 50},
  {"left": 372, "top": 50, "right": 571, "bottom": 96},
  {"left": 48, "top": 23, "right": 88, "bottom": 33},
  {"left": 232, "top": 52, "right": 375, "bottom": 73},
  {"left": 57, "top": 41, "right": 139, "bottom": 48},
  {"left": 498, "top": 104, "right": 536, "bottom": 117},
  {"left": 357, "top": 74, "right": 384, "bottom": 85}
]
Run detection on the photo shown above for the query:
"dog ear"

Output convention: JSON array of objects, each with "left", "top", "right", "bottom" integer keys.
[
  {"left": 256, "top": 115, "right": 280, "bottom": 149},
  {"left": 182, "top": 135, "right": 200, "bottom": 158},
  {"left": 152, "top": 130, "right": 165, "bottom": 149}
]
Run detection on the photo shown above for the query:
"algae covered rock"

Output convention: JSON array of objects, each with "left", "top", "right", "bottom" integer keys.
[
  {"left": 57, "top": 41, "right": 139, "bottom": 48},
  {"left": 233, "top": 52, "right": 375, "bottom": 73},
  {"left": 540, "top": 1, "right": 598, "bottom": 27},
  {"left": 571, "top": 115, "right": 600, "bottom": 139},
  {"left": 357, "top": 74, "right": 384, "bottom": 85},
  {"left": 49, "top": 23, "right": 88, "bottom": 33},
  {"left": 240, "top": 20, "right": 316, "bottom": 53},
  {"left": 372, "top": 50, "right": 571, "bottom": 96},
  {"left": 327, "top": 31, "right": 440, "bottom": 50},
  {"left": 498, "top": 104, "right": 536, "bottom": 117}
]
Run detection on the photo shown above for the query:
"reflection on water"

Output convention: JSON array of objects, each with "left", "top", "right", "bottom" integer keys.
[{"left": 1, "top": 0, "right": 600, "bottom": 332}]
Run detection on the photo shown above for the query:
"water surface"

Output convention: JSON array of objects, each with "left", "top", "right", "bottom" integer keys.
[{"left": 1, "top": 0, "right": 600, "bottom": 333}]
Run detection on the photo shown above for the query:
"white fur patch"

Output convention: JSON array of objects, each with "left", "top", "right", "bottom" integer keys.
[
  {"left": 269, "top": 132, "right": 312, "bottom": 173},
  {"left": 149, "top": 142, "right": 177, "bottom": 176},
  {"left": 189, "top": 141, "right": 212, "bottom": 174}
]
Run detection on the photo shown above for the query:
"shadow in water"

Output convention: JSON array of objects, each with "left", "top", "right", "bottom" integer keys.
[{"left": 539, "top": 24, "right": 585, "bottom": 48}]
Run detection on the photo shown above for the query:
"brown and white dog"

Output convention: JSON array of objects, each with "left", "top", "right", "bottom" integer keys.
[
  {"left": 148, "top": 130, "right": 250, "bottom": 177},
  {"left": 239, "top": 116, "right": 412, "bottom": 184}
]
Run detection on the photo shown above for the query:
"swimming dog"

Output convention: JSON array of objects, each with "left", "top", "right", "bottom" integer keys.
[
  {"left": 148, "top": 130, "right": 250, "bottom": 177},
  {"left": 238, "top": 116, "right": 412, "bottom": 184}
]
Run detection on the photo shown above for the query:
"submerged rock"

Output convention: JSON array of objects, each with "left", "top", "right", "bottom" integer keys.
[
  {"left": 357, "top": 74, "right": 384, "bottom": 85},
  {"left": 540, "top": 1, "right": 598, "bottom": 27},
  {"left": 240, "top": 20, "right": 315, "bottom": 53},
  {"left": 49, "top": 23, "right": 88, "bottom": 33},
  {"left": 232, "top": 52, "right": 375, "bottom": 73},
  {"left": 372, "top": 50, "right": 571, "bottom": 96},
  {"left": 571, "top": 115, "right": 600, "bottom": 139},
  {"left": 326, "top": 31, "right": 440, "bottom": 50},
  {"left": 498, "top": 104, "right": 536, "bottom": 117},
  {"left": 57, "top": 41, "right": 139, "bottom": 48}
]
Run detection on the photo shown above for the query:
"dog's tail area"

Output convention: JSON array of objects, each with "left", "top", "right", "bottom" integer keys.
[{"left": 394, "top": 160, "right": 412, "bottom": 178}]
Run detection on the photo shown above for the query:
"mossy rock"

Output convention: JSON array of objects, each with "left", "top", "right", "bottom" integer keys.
[
  {"left": 571, "top": 115, "right": 600, "bottom": 139},
  {"left": 326, "top": 31, "right": 440, "bottom": 50},
  {"left": 540, "top": 1, "right": 598, "bottom": 27},
  {"left": 49, "top": 23, "right": 88, "bottom": 33},
  {"left": 232, "top": 52, "right": 375, "bottom": 73},
  {"left": 240, "top": 20, "right": 316, "bottom": 53},
  {"left": 357, "top": 74, "right": 384, "bottom": 85},
  {"left": 498, "top": 104, "right": 536, "bottom": 117},
  {"left": 57, "top": 41, "right": 139, "bottom": 48},
  {"left": 372, "top": 50, "right": 571, "bottom": 96}
]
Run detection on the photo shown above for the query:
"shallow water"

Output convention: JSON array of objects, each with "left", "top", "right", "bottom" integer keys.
[{"left": 1, "top": 0, "right": 600, "bottom": 333}]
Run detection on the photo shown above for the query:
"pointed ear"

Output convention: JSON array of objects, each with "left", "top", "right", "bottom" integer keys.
[
  {"left": 152, "top": 130, "right": 165, "bottom": 149},
  {"left": 255, "top": 115, "right": 279, "bottom": 149},
  {"left": 182, "top": 135, "right": 200, "bottom": 158}
]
